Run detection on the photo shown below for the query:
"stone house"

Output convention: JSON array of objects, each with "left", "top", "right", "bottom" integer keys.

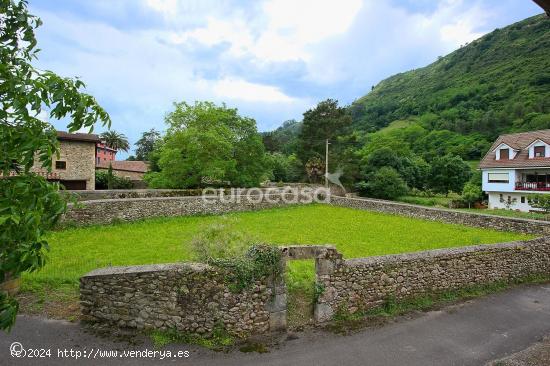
[
  {"left": 30, "top": 131, "right": 99, "bottom": 190},
  {"left": 96, "top": 160, "right": 149, "bottom": 187}
]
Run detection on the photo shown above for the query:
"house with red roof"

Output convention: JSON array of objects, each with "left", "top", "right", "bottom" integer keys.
[{"left": 479, "top": 129, "right": 550, "bottom": 212}]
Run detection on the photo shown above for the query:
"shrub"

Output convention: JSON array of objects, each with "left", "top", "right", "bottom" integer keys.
[
  {"left": 462, "top": 181, "right": 482, "bottom": 208},
  {"left": 191, "top": 220, "right": 282, "bottom": 292},
  {"left": 527, "top": 194, "right": 550, "bottom": 214},
  {"left": 95, "top": 170, "right": 133, "bottom": 189}
]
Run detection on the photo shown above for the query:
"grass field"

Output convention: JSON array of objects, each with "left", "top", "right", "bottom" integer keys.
[
  {"left": 20, "top": 204, "right": 532, "bottom": 325},
  {"left": 25, "top": 204, "right": 530, "bottom": 287}
]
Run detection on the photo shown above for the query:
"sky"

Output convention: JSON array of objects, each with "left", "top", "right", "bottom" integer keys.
[{"left": 29, "top": 0, "right": 543, "bottom": 158}]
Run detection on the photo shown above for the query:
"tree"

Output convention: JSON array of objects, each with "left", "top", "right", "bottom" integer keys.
[
  {"left": 1, "top": 0, "right": 109, "bottom": 331},
  {"left": 135, "top": 128, "right": 161, "bottom": 161},
  {"left": 462, "top": 181, "right": 482, "bottom": 208},
  {"left": 100, "top": 130, "right": 129, "bottom": 152},
  {"left": 305, "top": 156, "right": 324, "bottom": 183},
  {"left": 428, "top": 155, "right": 471, "bottom": 196},
  {"left": 360, "top": 147, "right": 430, "bottom": 191},
  {"left": 358, "top": 167, "right": 409, "bottom": 199},
  {"left": 262, "top": 120, "right": 301, "bottom": 155},
  {"left": 146, "top": 101, "right": 267, "bottom": 188},
  {"left": 527, "top": 194, "right": 550, "bottom": 215},
  {"left": 298, "top": 99, "right": 351, "bottom": 163},
  {"left": 106, "top": 163, "right": 114, "bottom": 189},
  {"left": 266, "top": 153, "right": 290, "bottom": 182}
]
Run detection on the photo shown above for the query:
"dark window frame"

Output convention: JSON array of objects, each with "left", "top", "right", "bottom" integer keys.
[
  {"left": 534, "top": 146, "right": 545, "bottom": 158},
  {"left": 500, "top": 148, "right": 510, "bottom": 160},
  {"left": 55, "top": 161, "right": 67, "bottom": 170}
]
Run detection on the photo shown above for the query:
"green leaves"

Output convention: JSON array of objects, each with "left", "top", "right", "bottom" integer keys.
[
  {"left": 147, "top": 101, "right": 267, "bottom": 189},
  {"left": 99, "top": 130, "right": 130, "bottom": 152},
  {"left": 1, "top": 0, "right": 109, "bottom": 331}
]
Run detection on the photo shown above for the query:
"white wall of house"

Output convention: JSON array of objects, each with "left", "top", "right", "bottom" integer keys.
[
  {"left": 527, "top": 140, "right": 550, "bottom": 158},
  {"left": 482, "top": 169, "right": 516, "bottom": 193},
  {"left": 495, "top": 143, "right": 517, "bottom": 160},
  {"left": 487, "top": 192, "right": 539, "bottom": 212}
]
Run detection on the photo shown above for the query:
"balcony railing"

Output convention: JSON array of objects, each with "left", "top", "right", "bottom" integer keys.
[{"left": 515, "top": 182, "right": 550, "bottom": 191}]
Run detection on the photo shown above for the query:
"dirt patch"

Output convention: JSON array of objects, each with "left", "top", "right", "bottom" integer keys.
[
  {"left": 16, "top": 285, "right": 80, "bottom": 321},
  {"left": 287, "top": 287, "right": 314, "bottom": 330}
]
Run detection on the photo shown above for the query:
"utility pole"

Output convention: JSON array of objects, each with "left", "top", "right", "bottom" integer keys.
[{"left": 325, "top": 139, "right": 330, "bottom": 188}]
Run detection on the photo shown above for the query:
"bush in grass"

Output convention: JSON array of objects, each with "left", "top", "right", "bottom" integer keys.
[{"left": 191, "top": 219, "right": 282, "bottom": 292}]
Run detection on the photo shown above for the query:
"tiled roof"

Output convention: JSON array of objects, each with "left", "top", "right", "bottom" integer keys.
[
  {"left": 57, "top": 131, "right": 100, "bottom": 143},
  {"left": 479, "top": 129, "right": 550, "bottom": 169},
  {"left": 96, "top": 161, "right": 149, "bottom": 173}
]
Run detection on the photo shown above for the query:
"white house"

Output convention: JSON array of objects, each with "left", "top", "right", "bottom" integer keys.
[{"left": 479, "top": 129, "right": 550, "bottom": 212}]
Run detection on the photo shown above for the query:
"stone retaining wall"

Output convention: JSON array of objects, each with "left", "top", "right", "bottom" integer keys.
[
  {"left": 329, "top": 196, "right": 550, "bottom": 235},
  {"left": 314, "top": 237, "right": 550, "bottom": 322},
  {"left": 80, "top": 262, "right": 286, "bottom": 337},
  {"left": 63, "top": 193, "right": 313, "bottom": 226}
]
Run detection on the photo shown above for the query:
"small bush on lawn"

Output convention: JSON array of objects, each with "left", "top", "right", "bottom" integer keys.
[{"left": 191, "top": 219, "right": 282, "bottom": 292}]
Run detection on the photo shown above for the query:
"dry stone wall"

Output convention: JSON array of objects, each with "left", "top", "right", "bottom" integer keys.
[
  {"left": 314, "top": 237, "right": 550, "bottom": 322},
  {"left": 80, "top": 262, "right": 286, "bottom": 337},
  {"left": 63, "top": 194, "right": 310, "bottom": 226},
  {"left": 329, "top": 196, "right": 550, "bottom": 235}
]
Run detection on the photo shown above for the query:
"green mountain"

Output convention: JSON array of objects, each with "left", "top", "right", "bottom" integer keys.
[{"left": 350, "top": 14, "right": 550, "bottom": 140}]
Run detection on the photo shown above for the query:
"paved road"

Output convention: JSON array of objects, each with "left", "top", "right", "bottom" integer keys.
[{"left": 1, "top": 284, "right": 550, "bottom": 366}]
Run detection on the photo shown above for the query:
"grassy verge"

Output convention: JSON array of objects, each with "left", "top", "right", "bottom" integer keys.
[
  {"left": 328, "top": 275, "right": 550, "bottom": 334},
  {"left": 457, "top": 208, "right": 549, "bottom": 221},
  {"left": 16, "top": 282, "right": 80, "bottom": 321},
  {"left": 396, "top": 194, "right": 459, "bottom": 208},
  {"left": 149, "top": 324, "right": 234, "bottom": 350},
  {"left": 286, "top": 260, "right": 316, "bottom": 329}
]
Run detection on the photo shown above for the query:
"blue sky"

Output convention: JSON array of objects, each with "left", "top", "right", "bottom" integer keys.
[{"left": 29, "top": 0, "right": 542, "bottom": 157}]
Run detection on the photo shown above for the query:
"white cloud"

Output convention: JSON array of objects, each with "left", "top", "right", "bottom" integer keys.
[
  {"left": 144, "top": 0, "right": 178, "bottom": 18},
  {"left": 213, "top": 78, "right": 295, "bottom": 103},
  {"left": 30, "top": 0, "right": 540, "bottom": 146}
]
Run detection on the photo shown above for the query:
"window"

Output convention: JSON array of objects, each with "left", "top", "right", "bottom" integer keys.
[
  {"left": 97, "top": 157, "right": 100, "bottom": 164},
  {"left": 499, "top": 194, "right": 503, "bottom": 201},
  {"left": 521, "top": 196, "right": 525, "bottom": 203},
  {"left": 534, "top": 146, "right": 545, "bottom": 158},
  {"left": 500, "top": 148, "right": 509, "bottom": 160},
  {"left": 55, "top": 161, "right": 66, "bottom": 170},
  {"left": 488, "top": 172, "right": 509, "bottom": 183}
]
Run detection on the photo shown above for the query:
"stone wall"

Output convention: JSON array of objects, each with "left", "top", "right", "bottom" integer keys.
[
  {"left": 67, "top": 186, "right": 327, "bottom": 201},
  {"left": 65, "top": 189, "right": 204, "bottom": 201},
  {"left": 95, "top": 167, "right": 146, "bottom": 181},
  {"left": 80, "top": 262, "right": 286, "bottom": 337},
  {"left": 314, "top": 237, "right": 550, "bottom": 322},
  {"left": 329, "top": 196, "right": 550, "bottom": 235},
  {"left": 62, "top": 193, "right": 315, "bottom": 226}
]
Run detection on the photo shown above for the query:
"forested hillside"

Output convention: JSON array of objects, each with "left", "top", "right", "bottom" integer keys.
[
  {"left": 265, "top": 14, "right": 550, "bottom": 163},
  {"left": 351, "top": 14, "right": 550, "bottom": 140},
  {"left": 260, "top": 14, "right": 550, "bottom": 198}
]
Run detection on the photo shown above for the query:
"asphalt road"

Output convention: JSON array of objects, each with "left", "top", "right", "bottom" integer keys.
[{"left": 1, "top": 284, "right": 550, "bottom": 366}]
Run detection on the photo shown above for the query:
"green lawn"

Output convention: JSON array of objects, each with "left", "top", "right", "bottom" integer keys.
[
  {"left": 458, "top": 208, "right": 549, "bottom": 221},
  {"left": 25, "top": 204, "right": 531, "bottom": 289}
]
